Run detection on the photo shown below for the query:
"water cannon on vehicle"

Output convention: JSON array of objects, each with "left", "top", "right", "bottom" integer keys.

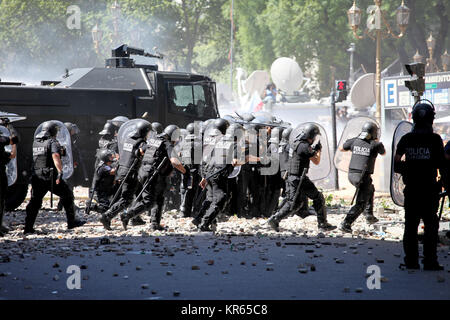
[{"left": 106, "top": 44, "right": 164, "bottom": 69}]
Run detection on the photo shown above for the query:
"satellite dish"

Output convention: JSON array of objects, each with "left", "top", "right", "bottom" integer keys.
[
  {"left": 350, "top": 73, "right": 376, "bottom": 109},
  {"left": 270, "top": 57, "right": 303, "bottom": 95}
]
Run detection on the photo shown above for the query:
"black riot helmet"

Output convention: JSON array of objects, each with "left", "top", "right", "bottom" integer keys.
[
  {"left": 213, "top": 118, "right": 229, "bottom": 135},
  {"left": 131, "top": 120, "right": 152, "bottom": 139},
  {"left": 223, "top": 114, "right": 236, "bottom": 124},
  {"left": 110, "top": 116, "right": 129, "bottom": 128},
  {"left": 64, "top": 122, "right": 80, "bottom": 135},
  {"left": 99, "top": 122, "right": 117, "bottom": 136},
  {"left": 36, "top": 121, "right": 59, "bottom": 139},
  {"left": 152, "top": 122, "right": 163, "bottom": 134},
  {"left": 358, "top": 122, "right": 379, "bottom": 140},
  {"left": 163, "top": 124, "right": 180, "bottom": 142},
  {"left": 186, "top": 123, "right": 195, "bottom": 134},
  {"left": 98, "top": 149, "right": 114, "bottom": 163},
  {"left": 299, "top": 123, "right": 320, "bottom": 141},
  {"left": 282, "top": 127, "right": 293, "bottom": 141},
  {"left": 412, "top": 100, "right": 435, "bottom": 127}
]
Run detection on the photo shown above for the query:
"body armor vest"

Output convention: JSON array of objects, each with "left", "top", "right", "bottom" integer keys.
[
  {"left": 288, "top": 140, "right": 311, "bottom": 176},
  {"left": 32, "top": 138, "right": 57, "bottom": 180},
  {"left": 349, "top": 138, "right": 376, "bottom": 174},
  {"left": 138, "top": 136, "right": 171, "bottom": 181},
  {"left": 94, "top": 164, "right": 115, "bottom": 193}
]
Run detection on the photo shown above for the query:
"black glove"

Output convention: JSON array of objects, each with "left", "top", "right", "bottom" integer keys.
[
  {"left": 59, "top": 146, "right": 67, "bottom": 157},
  {"left": 10, "top": 136, "right": 19, "bottom": 145},
  {"left": 313, "top": 141, "right": 322, "bottom": 152}
]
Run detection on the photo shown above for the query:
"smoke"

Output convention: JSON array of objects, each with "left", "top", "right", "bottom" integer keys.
[{"left": 0, "top": 0, "right": 177, "bottom": 85}]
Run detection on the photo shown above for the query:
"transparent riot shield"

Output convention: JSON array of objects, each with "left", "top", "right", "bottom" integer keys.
[
  {"left": 0, "top": 126, "right": 17, "bottom": 186},
  {"left": 289, "top": 122, "right": 331, "bottom": 181},
  {"left": 117, "top": 119, "right": 151, "bottom": 156},
  {"left": 334, "top": 117, "right": 379, "bottom": 172},
  {"left": 390, "top": 121, "right": 413, "bottom": 207},
  {"left": 34, "top": 120, "right": 74, "bottom": 180}
]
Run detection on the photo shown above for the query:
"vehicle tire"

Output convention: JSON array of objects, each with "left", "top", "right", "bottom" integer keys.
[{"left": 6, "top": 183, "right": 29, "bottom": 211}]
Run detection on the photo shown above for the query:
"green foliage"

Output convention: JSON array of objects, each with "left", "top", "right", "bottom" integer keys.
[{"left": 0, "top": 0, "right": 448, "bottom": 95}]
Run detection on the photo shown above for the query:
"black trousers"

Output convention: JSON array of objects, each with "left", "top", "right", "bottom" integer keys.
[
  {"left": 200, "top": 176, "right": 228, "bottom": 227},
  {"left": 236, "top": 165, "right": 251, "bottom": 216},
  {"left": 259, "top": 173, "right": 282, "bottom": 217},
  {"left": 25, "top": 175, "right": 76, "bottom": 231},
  {"left": 180, "top": 171, "right": 201, "bottom": 217},
  {"left": 343, "top": 172, "right": 375, "bottom": 224},
  {"left": 104, "top": 174, "right": 138, "bottom": 219},
  {"left": 272, "top": 174, "right": 327, "bottom": 224},
  {"left": 125, "top": 174, "right": 167, "bottom": 225},
  {"left": 403, "top": 185, "right": 440, "bottom": 265}
]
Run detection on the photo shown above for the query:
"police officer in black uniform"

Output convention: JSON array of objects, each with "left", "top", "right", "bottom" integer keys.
[
  {"left": 394, "top": 103, "right": 445, "bottom": 270},
  {"left": 267, "top": 124, "right": 336, "bottom": 232},
  {"left": 100, "top": 120, "right": 151, "bottom": 230},
  {"left": 0, "top": 130, "right": 18, "bottom": 237},
  {"left": 179, "top": 122, "right": 202, "bottom": 218},
  {"left": 196, "top": 119, "right": 237, "bottom": 231},
  {"left": 120, "top": 125, "right": 186, "bottom": 231},
  {"left": 91, "top": 149, "right": 116, "bottom": 213},
  {"left": 340, "top": 122, "right": 385, "bottom": 233},
  {"left": 25, "top": 121, "right": 85, "bottom": 234},
  {"left": 98, "top": 122, "right": 119, "bottom": 155}
]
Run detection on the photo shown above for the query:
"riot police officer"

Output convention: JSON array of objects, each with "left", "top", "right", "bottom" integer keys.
[
  {"left": 0, "top": 131, "right": 18, "bottom": 236},
  {"left": 267, "top": 124, "right": 336, "bottom": 232},
  {"left": 179, "top": 123, "right": 202, "bottom": 218},
  {"left": 91, "top": 149, "right": 116, "bottom": 213},
  {"left": 152, "top": 122, "right": 164, "bottom": 135},
  {"left": 98, "top": 121, "right": 119, "bottom": 155},
  {"left": 340, "top": 122, "right": 386, "bottom": 233},
  {"left": 120, "top": 125, "right": 186, "bottom": 231},
  {"left": 25, "top": 121, "right": 85, "bottom": 234},
  {"left": 100, "top": 120, "right": 151, "bottom": 230},
  {"left": 394, "top": 103, "right": 445, "bottom": 270},
  {"left": 196, "top": 118, "right": 237, "bottom": 231}
]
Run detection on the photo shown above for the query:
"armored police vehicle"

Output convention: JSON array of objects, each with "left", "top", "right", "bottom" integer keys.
[{"left": 0, "top": 44, "right": 220, "bottom": 209}]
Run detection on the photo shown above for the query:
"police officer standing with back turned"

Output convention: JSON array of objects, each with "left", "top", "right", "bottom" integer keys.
[
  {"left": 339, "top": 122, "right": 385, "bottom": 233},
  {"left": 0, "top": 130, "right": 18, "bottom": 237},
  {"left": 179, "top": 123, "right": 202, "bottom": 218},
  {"left": 394, "top": 103, "right": 446, "bottom": 270},
  {"left": 267, "top": 124, "right": 336, "bottom": 232},
  {"left": 100, "top": 120, "right": 151, "bottom": 230},
  {"left": 91, "top": 149, "right": 116, "bottom": 213},
  {"left": 25, "top": 121, "right": 85, "bottom": 234},
  {"left": 120, "top": 125, "right": 186, "bottom": 231}
]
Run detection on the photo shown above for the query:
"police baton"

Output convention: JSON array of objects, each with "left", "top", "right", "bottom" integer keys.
[
  {"left": 439, "top": 190, "right": 448, "bottom": 220},
  {"left": 292, "top": 167, "right": 308, "bottom": 205},
  {"left": 132, "top": 157, "right": 169, "bottom": 207},
  {"left": 109, "top": 158, "right": 139, "bottom": 206},
  {"left": 85, "top": 164, "right": 100, "bottom": 215},
  {"left": 351, "top": 165, "right": 368, "bottom": 206}
]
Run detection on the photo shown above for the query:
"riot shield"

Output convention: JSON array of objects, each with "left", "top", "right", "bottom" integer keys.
[
  {"left": 289, "top": 122, "right": 331, "bottom": 181},
  {"left": 34, "top": 120, "right": 74, "bottom": 180},
  {"left": 0, "top": 126, "right": 17, "bottom": 186},
  {"left": 117, "top": 119, "right": 151, "bottom": 156},
  {"left": 334, "top": 117, "right": 379, "bottom": 172},
  {"left": 390, "top": 121, "right": 413, "bottom": 207}
]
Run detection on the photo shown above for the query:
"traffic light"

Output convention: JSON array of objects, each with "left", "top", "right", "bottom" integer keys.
[
  {"left": 404, "top": 63, "right": 425, "bottom": 101},
  {"left": 335, "top": 80, "right": 347, "bottom": 102}
]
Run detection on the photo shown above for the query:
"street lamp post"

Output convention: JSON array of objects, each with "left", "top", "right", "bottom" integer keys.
[
  {"left": 425, "top": 33, "right": 439, "bottom": 73},
  {"left": 111, "top": 0, "right": 121, "bottom": 42},
  {"left": 92, "top": 24, "right": 103, "bottom": 55},
  {"left": 348, "top": 0, "right": 410, "bottom": 125},
  {"left": 442, "top": 50, "right": 450, "bottom": 72},
  {"left": 347, "top": 43, "right": 356, "bottom": 87}
]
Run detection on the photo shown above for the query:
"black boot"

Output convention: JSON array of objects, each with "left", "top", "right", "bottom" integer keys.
[
  {"left": 68, "top": 219, "right": 86, "bottom": 230},
  {"left": 339, "top": 222, "right": 353, "bottom": 233},
  {"left": 131, "top": 216, "right": 146, "bottom": 226},
  {"left": 423, "top": 260, "right": 444, "bottom": 271},
  {"left": 267, "top": 215, "right": 280, "bottom": 232},
  {"left": 0, "top": 210, "right": 9, "bottom": 236},
  {"left": 318, "top": 222, "right": 336, "bottom": 231},
  {"left": 100, "top": 214, "right": 112, "bottom": 231},
  {"left": 120, "top": 211, "right": 130, "bottom": 230}
]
